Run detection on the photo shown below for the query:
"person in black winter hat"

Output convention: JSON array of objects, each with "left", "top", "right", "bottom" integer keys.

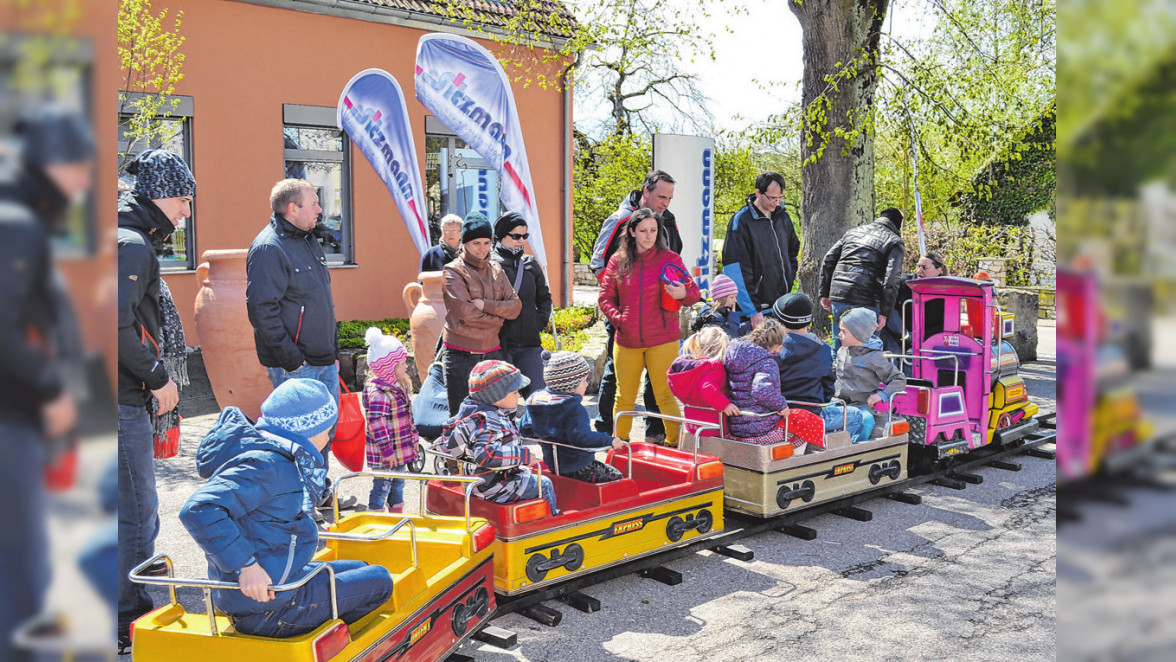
[
  {"left": 117, "top": 147, "right": 196, "bottom": 652},
  {"left": 818, "top": 207, "right": 906, "bottom": 350},
  {"left": 491, "top": 211, "right": 551, "bottom": 397},
  {"left": 0, "top": 105, "right": 93, "bottom": 659}
]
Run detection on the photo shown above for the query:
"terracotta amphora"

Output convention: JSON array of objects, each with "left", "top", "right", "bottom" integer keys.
[
  {"left": 403, "top": 271, "right": 447, "bottom": 380},
  {"left": 194, "top": 249, "right": 271, "bottom": 419}
]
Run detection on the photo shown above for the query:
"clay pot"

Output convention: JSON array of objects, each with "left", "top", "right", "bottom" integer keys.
[
  {"left": 403, "top": 271, "right": 447, "bottom": 380},
  {"left": 194, "top": 249, "right": 271, "bottom": 419}
]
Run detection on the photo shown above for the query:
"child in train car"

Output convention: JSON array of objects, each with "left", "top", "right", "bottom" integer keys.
[
  {"left": 362, "top": 328, "right": 419, "bottom": 514},
  {"left": 769, "top": 293, "right": 864, "bottom": 441},
  {"left": 722, "top": 319, "right": 793, "bottom": 445},
  {"left": 441, "top": 360, "right": 559, "bottom": 515},
  {"left": 180, "top": 379, "right": 394, "bottom": 639},
  {"left": 835, "top": 307, "right": 907, "bottom": 443},
  {"left": 668, "top": 326, "right": 740, "bottom": 439},
  {"left": 520, "top": 352, "right": 626, "bottom": 484},
  {"left": 689, "top": 274, "right": 745, "bottom": 338}
]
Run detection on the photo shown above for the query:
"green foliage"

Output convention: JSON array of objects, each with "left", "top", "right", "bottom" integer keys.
[
  {"left": 956, "top": 104, "right": 1056, "bottom": 225},
  {"left": 572, "top": 132, "right": 650, "bottom": 261},
  {"left": 907, "top": 222, "right": 1048, "bottom": 287},
  {"left": 117, "top": 0, "right": 186, "bottom": 172},
  {"left": 337, "top": 319, "right": 410, "bottom": 350},
  {"left": 541, "top": 329, "right": 589, "bottom": 353},
  {"left": 550, "top": 305, "right": 597, "bottom": 333}
]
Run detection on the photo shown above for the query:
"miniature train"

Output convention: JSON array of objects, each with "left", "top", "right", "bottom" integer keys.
[{"left": 127, "top": 275, "right": 1055, "bottom": 661}]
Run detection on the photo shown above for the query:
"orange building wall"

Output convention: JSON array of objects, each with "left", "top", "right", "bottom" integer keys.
[{"left": 158, "top": 0, "right": 572, "bottom": 346}]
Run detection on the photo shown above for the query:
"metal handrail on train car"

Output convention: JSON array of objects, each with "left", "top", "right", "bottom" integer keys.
[
  {"left": 421, "top": 442, "right": 549, "bottom": 504},
  {"left": 785, "top": 398, "right": 849, "bottom": 435},
  {"left": 612, "top": 411, "right": 720, "bottom": 465},
  {"left": 128, "top": 555, "right": 338, "bottom": 637},
  {"left": 885, "top": 351, "right": 962, "bottom": 386},
  {"left": 335, "top": 471, "right": 483, "bottom": 536},
  {"left": 520, "top": 437, "right": 632, "bottom": 478}
]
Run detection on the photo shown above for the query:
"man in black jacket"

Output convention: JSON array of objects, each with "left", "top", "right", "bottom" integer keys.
[
  {"left": 491, "top": 211, "right": 552, "bottom": 396},
  {"left": 818, "top": 208, "right": 906, "bottom": 350},
  {"left": 118, "top": 148, "right": 195, "bottom": 651},
  {"left": 721, "top": 172, "right": 800, "bottom": 329}
]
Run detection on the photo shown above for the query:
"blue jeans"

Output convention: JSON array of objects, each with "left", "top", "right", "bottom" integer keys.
[
  {"left": 0, "top": 421, "right": 49, "bottom": 659},
  {"left": 519, "top": 472, "right": 558, "bottom": 516},
  {"left": 369, "top": 474, "right": 406, "bottom": 510},
  {"left": 267, "top": 363, "right": 340, "bottom": 460},
  {"left": 849, "top": 406, "right": 876, "bottom": 443},
  {"left": 502, "top": 345, "right": 545, "bottom": 398},
  {"left": 230, "top": 560, "right": 393, "bottom": 638},
  {"left": 118, "top": 404, "right": 158, "bottom": 633},
  {"left": 819, "top": 404, "right": 864, "bottom": 441},
  {"left": 831, "top": 302, "right": 880, "bottom": 352}
]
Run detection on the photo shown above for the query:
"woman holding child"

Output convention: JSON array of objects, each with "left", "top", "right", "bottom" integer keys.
[{"left": 598, "top": 208, "right": 701, "bottom": 444}]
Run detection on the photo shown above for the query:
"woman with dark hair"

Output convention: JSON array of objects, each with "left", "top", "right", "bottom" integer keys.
[
  {"left": 491, "top": 211, "right": 552, "bottom": 396},
  {"left": 882, "top": 249, "right": 948, "bottom": 358},
  {"left": 598, "top": 208, "right": 700, "bottom": 444}
]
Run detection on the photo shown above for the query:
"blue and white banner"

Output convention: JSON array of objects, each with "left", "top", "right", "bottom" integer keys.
[
  {"left": 415, "top": 33, "right": 547, "bottom": 267},
  {"left": 653, "top": 134, "right": 715, "bottom": 292},
  {"left": 337, "top": 68, "right": 430, "bottom": 257}
]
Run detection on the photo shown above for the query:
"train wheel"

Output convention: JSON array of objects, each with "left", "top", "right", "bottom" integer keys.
[
  {"left": 997, "top": 412, "right": 1013, "bottom": 431},
  {"left": 564, "top": 544, "right": 585, "bottom": 572},
  {"left": 695, "top": 509, "right": 713, "bottom": 534},
  {"left": 525, "top": 553, "right": 549, "bottom": 583},
  {"left": 451, "top": 603, "right": 470, "bottom": 637},
  {"left": 666, "top": 516, "right": 686, "bottom": 543},
  {"left": 474, "top": 587, "right": 490, "bottom": 618}
]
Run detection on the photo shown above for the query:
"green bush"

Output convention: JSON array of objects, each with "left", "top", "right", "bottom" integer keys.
[
  {"left": 551, "top": 305, "right": 597, "bottom": 333},
  {"left": 541, "top": 329, "right": 589, "bottom": 353},
  {"left": 338, "top": 318, "right": 410, "bottom": 350}
]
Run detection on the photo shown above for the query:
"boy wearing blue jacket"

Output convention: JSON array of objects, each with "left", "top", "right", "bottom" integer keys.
[
  {"left": 521, "top": 352, "right": 625, "bottom": 484},
  {"left": 770, "top": 293, "right": 863, "bottom": 439},
  {"left": 179, "top": 379, "right": 393, "bottom": 638}
]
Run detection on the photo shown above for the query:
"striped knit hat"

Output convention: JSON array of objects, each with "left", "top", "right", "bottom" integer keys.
[
  {"left": 468, "top": 360, "right": 529, "bottom": 405},
  {"left": 365, "top": 327, "right": 408, "bottom": 383},
  {"left": 771, "top": 293, "right": 813, "bottom": 329},
  {"left": 709, "top": 274, "right": 738, "bottom": 301},
  {"left": 543, "top": 351, "right": 591, "bottom": 394},
  {"left": 259, "top": 378, "right": 338, "bottom": 439}
]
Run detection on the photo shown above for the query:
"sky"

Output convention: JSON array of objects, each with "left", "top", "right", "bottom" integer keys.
[{"left": 571, "top": 0, "right": 938, "bottom": 137}]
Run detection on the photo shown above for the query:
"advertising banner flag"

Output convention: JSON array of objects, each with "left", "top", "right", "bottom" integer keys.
[
  {"left": 414, "top": 33, "right": 547, "bottom": 266},
  {"left": 337, "top": 68, "right": 430, "bottom": 257},
  {"left": 653, "top": 133, "right": 715, "bottom": 292}
]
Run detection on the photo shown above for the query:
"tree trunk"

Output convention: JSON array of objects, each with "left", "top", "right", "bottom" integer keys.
[{"left": 789, "top": 0, "right": 889, "bottom": 337}]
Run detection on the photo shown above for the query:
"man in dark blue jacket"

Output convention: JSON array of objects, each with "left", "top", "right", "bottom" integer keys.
[
  {"left": 180, "top": 379, "right": 393, "bottom": 638},
  {"left": 721, "top": 172, "right": 800, "bottom": 329},
  {"left": 117, "top": 148, "right": 195, "bottom": 651}
]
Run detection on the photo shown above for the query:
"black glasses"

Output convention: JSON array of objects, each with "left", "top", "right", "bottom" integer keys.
[{"left": 506, "top": 232, "right": 529, "bottom": 240}]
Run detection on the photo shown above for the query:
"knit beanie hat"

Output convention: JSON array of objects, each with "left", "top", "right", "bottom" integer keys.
[
  {"left": 772, "top": 292, "right": 813, "bottom": 329},
  {"left": 461, "top": 211, "right": 492, "bottom": 244},
  {"left": 493, "top": 211, "right": 527, "bottom": 242},
  {"left": 127, "top": 149, "right": 197, "bottom": 200},
  {"left": 365, "top": 327, "right": 408, "bottom": 383},
  {"left": 879, "top": 207, "right": 903, "bottom": 229},
  {"left": 709, "top": 274, "right": 738, "bottom": 301},
  {"left": 840, "top": 307, "right": 877, "bottom": 343},
  {"left": 543, "top": 351, "right": 591, "bottom": 394},
  {"left": 468, "top": 360, "right": 529, "bottom": 405},
  {"left": 259, "top": 378, "right": 338, "bottom": 439},
  {"left": 18, "top": 106, "right": 95, "bottom": 167}
]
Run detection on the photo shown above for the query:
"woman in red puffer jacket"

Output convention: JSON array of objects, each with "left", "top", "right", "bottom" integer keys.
[{"left": 599, "top": 208, "right": 701, "bottom": 444}]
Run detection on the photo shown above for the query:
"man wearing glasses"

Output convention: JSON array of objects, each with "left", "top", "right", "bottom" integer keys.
[{"left": 721, "top": 172, "right": 801, "bottom": 330}]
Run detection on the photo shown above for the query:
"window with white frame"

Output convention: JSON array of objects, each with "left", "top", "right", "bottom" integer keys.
[
  {"left": 283, "top": 104, "right": 352, "bottom": 264},
  {"left": 117, "top": 94, "right": 196, "bottom": 270}
]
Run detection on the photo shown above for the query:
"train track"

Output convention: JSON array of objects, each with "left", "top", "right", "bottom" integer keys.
[{"left": 471, "top": 414, "right": 1058, "bottom": 635}]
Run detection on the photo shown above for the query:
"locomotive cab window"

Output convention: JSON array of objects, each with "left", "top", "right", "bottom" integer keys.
[{"left": 921, "top": 298, "right": 946, "bottom": 341}]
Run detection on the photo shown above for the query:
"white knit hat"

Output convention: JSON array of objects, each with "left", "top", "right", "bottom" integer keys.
[{"left": 365, "top": 327, "right": 408, "bottom": 383}]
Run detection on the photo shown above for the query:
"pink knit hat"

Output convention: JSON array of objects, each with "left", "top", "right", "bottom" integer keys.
[
  {"left": 365, "top": 327, "right": 408, "bottom": 383},
  {"left": 710, "top": 274, "right": 738, "bottom": 301}
]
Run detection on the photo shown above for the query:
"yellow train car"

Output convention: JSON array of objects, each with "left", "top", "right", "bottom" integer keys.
[
  {"left": 426, "top": 437, "right": 725, "bottom": 595},
  {"left": 130, "top": 474, "right": 496, "bottom": 662}
]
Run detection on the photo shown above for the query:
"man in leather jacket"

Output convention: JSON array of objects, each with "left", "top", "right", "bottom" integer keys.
[{"left": 818, "top": 208, "right": 906, "bottom": 350}]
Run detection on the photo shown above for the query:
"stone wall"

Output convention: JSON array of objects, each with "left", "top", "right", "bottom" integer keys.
[{"left": 998, "top": 289, "right": 1039, "bottom": 363}]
